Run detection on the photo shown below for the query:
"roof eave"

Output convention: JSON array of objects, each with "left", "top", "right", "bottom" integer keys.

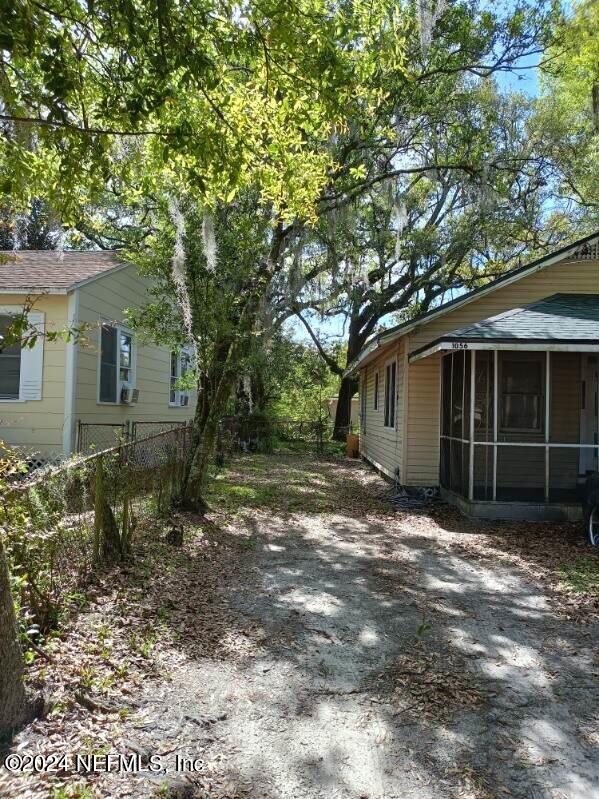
[
  {"left": 69, "top": 259, "right": 131, "bottom": 290},
  {"left": 409, "top": 338, "right": 599, "bottom": 363},
  {"left": 0, "top": 287, "right": 68, "bottom": 295},
  {"left": 350, "top": 231, "right": 599, "bottom": 366}
]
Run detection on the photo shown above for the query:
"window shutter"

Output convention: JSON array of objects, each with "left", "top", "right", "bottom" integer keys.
[{"left": 19, "top": 311, "right": 45, "bottom": 400}]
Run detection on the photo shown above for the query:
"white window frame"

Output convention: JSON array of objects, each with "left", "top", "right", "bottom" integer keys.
[
  {"left": 383, "top": 357, "right": 397, "bottom": 429},
  {"left": 499, "top": 353, "right": 545, "bottom": 434},
  {"left": 169, "top": 348, "right": 191, "bottom": 407},
  {"left": 97, "top": 321, "right": 137, "bottom": 405},
  {"left": 0, "top": 306, "right": 44, "bottom": 403}
]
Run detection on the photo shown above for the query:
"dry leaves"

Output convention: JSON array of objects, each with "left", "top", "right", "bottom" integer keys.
[{"left": 379, "top": 649, "right": 487, "bottom": 723}]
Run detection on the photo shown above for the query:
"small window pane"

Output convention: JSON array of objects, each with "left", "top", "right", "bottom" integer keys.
[
  {"left": 0, "top": 315, "right": 21, "bottom": 355},
  {"left": 0, "top": 356, "right": 20, "bottom": 398},
  {"left": 384, "top": 362, "right": 396, "bottom": 428},
  {"left": 170, "top": 351, "right": 178, "bottom": 404},
  {"left": 120, "top": 333, "right": 131, "bottom": 368},
  {"left": 100, "top": 325, "right": 117, "bottom": 402},
  {"left": 500, "top": 357, "right": 543, "bottom": 432},
  {"left": 502, "top": 394, "right": 541, "bottom": 430},
  {"left": 0, "top": 314, "right": 21, "bottom": 399}
]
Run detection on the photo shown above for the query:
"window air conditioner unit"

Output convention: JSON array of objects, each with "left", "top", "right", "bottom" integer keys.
[{"left": 121, "top": 386, "right": 139, "bottom": 404}]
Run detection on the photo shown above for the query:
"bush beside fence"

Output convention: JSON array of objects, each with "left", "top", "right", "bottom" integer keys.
[{"left": 1, "top": 424, "right": 192, "bottom": 639}]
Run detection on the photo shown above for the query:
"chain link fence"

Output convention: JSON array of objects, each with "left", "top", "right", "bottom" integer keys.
[
  {"left": 218, "top": 415, "right": 336, "bottom": 459},
  {"left": 76, "top": 419, "right": 189, "bottom": 453},
  {"left": 3, "top": 424, "right": 192, "bottom": 636}
]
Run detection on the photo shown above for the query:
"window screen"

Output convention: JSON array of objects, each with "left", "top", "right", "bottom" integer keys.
[
  {"left": 100, "top": 325, "right": 118, "bottom": 403},
  {"left": 0, "top": 314, "right": 21, "bottom": 399},
  {"left": 384, "top": 361, "right": 396, "bottom": 428},
  {"left": 119, "top": 332, "right": 132, "bottom": 383},
  {"left": 501, "top": 357, "right": 543, "bottom": 432},
  {"left": 170, "top": 351, "right": 178, "bottom": 405}
]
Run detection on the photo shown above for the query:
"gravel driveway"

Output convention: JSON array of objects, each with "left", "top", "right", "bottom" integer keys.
[{"left": 4, "top": 454, "right": 598, "bottom": 799}]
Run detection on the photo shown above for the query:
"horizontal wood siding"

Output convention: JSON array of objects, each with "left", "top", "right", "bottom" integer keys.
[
  {"left": 359, "top": 340, "right": 404, "bottom": 480},
  {"left": 0, "top": 293, "right": 67, "bottom": 454},
  {"left": 75, "top": 265, "right": 196, "bottom": 425},
  {"left": 405, "top": 256, "right": 599, "bottom": 486}
]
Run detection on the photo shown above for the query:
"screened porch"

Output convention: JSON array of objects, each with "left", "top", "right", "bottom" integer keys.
[{"left": 438, "top": 348, "right": 597, "bottom": 509}]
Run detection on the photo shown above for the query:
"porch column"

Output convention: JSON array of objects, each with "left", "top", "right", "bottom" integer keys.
[{"left": 469, "top": 350, "right": 475, "bottom": 501}]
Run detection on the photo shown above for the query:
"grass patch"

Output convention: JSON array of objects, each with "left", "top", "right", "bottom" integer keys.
[{"left": 559, "top": 556, "right": 599, "bottom": 595}]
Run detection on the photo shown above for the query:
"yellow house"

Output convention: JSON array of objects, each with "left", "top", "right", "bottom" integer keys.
[
  {"left": 0, "top": 250, "right": 196, "bottom": 464},
  {"left": 348, "top": 231, "right": 599, "bottom": 521}
]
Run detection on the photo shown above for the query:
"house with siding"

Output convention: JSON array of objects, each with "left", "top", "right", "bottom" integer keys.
[
  {"left": 348, "top": 231, "right": 599, "bottom": 521},
  {"left": 0, "top": 250, "right": 195, "bottom": 464}
]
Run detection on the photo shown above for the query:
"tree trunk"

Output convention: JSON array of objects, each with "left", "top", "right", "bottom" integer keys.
[
  {"left": 332, "top": 315, "right": 365, "bottom": 441},
  {"left": 180, "top": 333, "right": 250, "bottom": 510},
  {"left": 332, "top": 375, "right": 358, "bottom": 441},
  {"left": 0, "top": 537, "right": 41, "bottom": 739}
]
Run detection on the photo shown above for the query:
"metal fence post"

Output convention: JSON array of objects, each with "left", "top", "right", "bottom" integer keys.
[{"left": 93, "top": 455, "right": 104, "bottom": 563}]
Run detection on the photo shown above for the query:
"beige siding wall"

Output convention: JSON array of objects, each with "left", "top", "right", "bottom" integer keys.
[
  {"left": 359, "top": 339, "right": 405, "bottom": 480},
  {"left": 75, "top": 265, "right": 196, "bottom": 428},
  {"left": 404, "top": 256, "right": 599, "bottom": 486},
  {"left": 0, "top": 293, "right": 67, "bottom": 455}
]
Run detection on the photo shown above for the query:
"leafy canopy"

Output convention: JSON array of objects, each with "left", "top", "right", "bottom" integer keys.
[{"left": 0, "top": 0, "right": 412, "bottom": 221}]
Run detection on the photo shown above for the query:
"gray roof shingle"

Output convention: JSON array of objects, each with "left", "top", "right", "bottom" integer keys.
[
  {"left": 443, "top": 294, "right": 599, "bottom": 342},
  {"left": 0, "top": 250, "right": 124, "bottom": 291}
]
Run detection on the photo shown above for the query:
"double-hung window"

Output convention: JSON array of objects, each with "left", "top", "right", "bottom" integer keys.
[
  {"left": 384, "top": 360, "right": 396, "bottom": 428},
  {"left": 0, "top": 308, "right": 44, "bottom": 401},
  {"left": 169, "top": 349, "right": 191, "bottom": 407},
  {"left": 373, "top": 371, "right": 379, "bottom": 410},
  {"left": 500, "top": 356, "right": 543, "bottom": 432},
  {"left": 99, "top": 323, "right": 135, "bottom": 404}
]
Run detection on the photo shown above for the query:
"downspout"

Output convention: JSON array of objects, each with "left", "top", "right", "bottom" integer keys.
[{"left": 62, "top": 288, "right": 79, "bottom": 455}]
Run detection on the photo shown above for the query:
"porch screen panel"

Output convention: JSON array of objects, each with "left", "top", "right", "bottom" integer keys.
[
  {"left": 550, "top": 353, "right": 580, "bottom": 443},
  {"left": 440, "top": 437, "right": 450, "bottom": 488},
  {"left": 441, "top": 354, "right": 452, "bottom": 437},
  {"left": 474, "top": 352, "right": 494, "bottom": 441},
  {"left": 549, "top": 450, "right": 579, "bottom": 503},
  {"left": 473, "top": 445, "right": 493, "bottom": 501},
  {"left": 449, "top": 438, "right": 464, "bottom": 495},
  {"left": 450, "top": 350, "right": 464, "bottom": 439},
  {"left": 548, "top": 352, "right": 581, "bottom": 502},
  {"left": 496, "top": 446, "right": 545, "bottom": 502},
  {"left": 463, "top": 351, "right": 471, "bottom": 439}
]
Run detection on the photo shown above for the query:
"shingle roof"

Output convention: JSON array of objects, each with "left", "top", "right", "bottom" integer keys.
[
  {"left": 345, "top": 229, "right": 599, "bottom": 375},
  {"left": 0, "top": 250, "right": 125, "bottom": 291},
  {"left": 440, "top": 294, "right": 599, "bottom": 343}
]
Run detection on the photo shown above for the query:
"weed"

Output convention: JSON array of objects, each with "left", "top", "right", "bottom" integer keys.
[{"left": 559, "top": 557, "right": 599, "bottom": 595}]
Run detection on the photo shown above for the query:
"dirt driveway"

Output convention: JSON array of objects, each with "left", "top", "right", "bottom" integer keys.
[{"left": 3, "top": 453, "right": 599, "bottom": 799}]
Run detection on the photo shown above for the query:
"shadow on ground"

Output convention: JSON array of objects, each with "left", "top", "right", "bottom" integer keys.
[{"left": 128, "top": 453, "right": 599, "bottom": 799}]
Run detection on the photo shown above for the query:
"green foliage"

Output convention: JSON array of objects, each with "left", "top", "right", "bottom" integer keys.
[
  {"left": 266, "top": 337, "right": 339, "bottom": 422},
  {"left": 0, "top": 198, "right": 58, "bottom": 249},
  {"left": 535, "top": 0, "right": 599, "bottom": 227},
  {"left": 0, "top": 454, "right": 94, "bottom": 638},
  {"left": 0, "top": 0, "right": 413, "bottom": 222},
  {"left": 559, "top": 556, "right": 599, "bottom": 596}
]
